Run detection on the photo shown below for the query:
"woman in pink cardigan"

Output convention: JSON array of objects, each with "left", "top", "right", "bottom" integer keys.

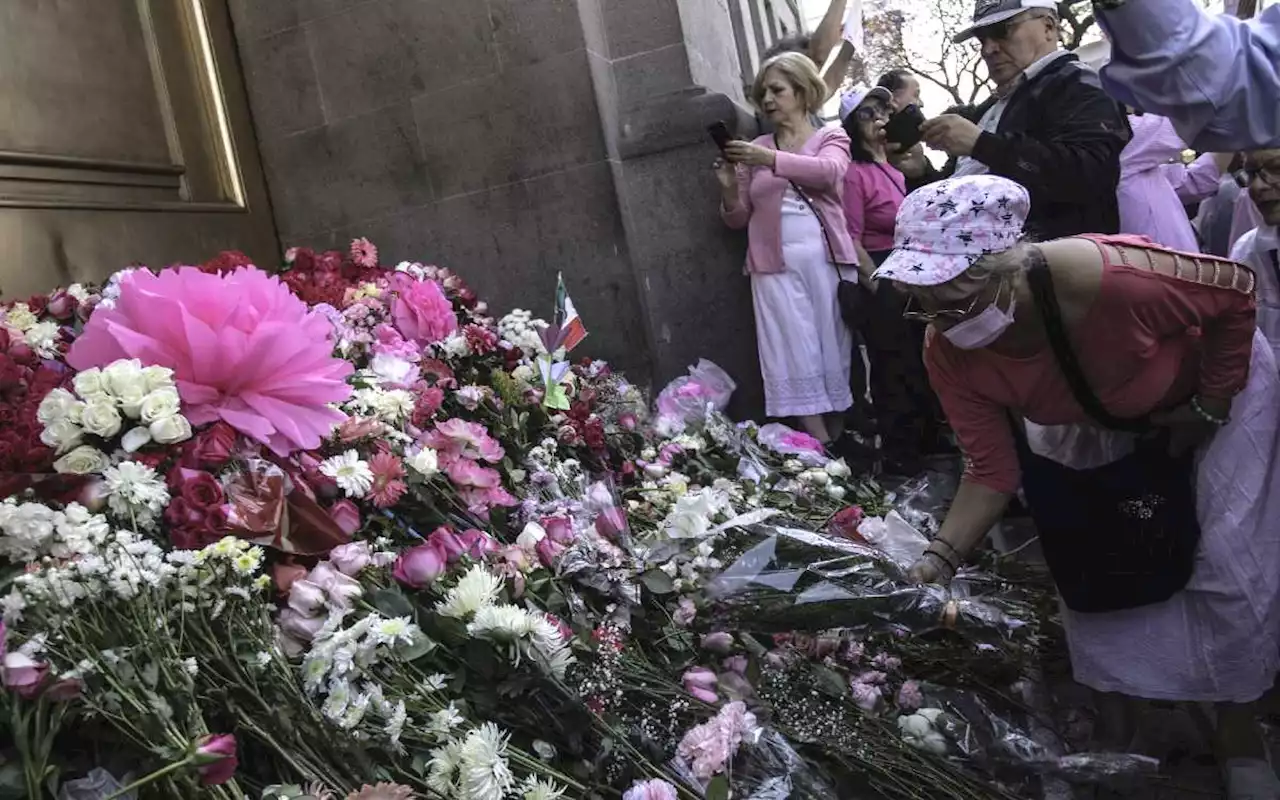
[{"left": 714, "top": 52, "right": 858, "bottom": 445}]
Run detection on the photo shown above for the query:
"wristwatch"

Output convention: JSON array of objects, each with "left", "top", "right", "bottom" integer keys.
[{"left": 1091, "top": 0, "right": 1128, "bottom": 9}]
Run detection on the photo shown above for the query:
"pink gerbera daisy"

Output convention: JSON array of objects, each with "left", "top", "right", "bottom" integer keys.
[
  {"left": 367, "top": 451, "right": 407, "bottom": 508},
  {"left": 350, "top": 237, "right": 379, "bottom": 269}
]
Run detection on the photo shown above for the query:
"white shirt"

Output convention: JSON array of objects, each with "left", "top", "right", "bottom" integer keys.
[
  {"left": 953, "top": 50, "right": 1074, "bottom": 178},
  {"left": 1230, "top": 224, "right": 1280, "bottom": 364}
]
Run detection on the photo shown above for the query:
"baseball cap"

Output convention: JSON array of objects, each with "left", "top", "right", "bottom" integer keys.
[
  {"left": 839, "top": 84, "right": 892, "bottom": 121},
  {"left": 953, "top": 0, "right": 1057, "bottom": 44},
  {"left": 872, "top": 175, "right": 1031, "bottom": 286}
]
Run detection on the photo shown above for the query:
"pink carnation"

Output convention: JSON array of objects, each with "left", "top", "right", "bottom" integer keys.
[
  {"left": 780, "top": 431, "right": 824, "bottom": 453},
  {"left": 66, "top": 267, "right": 353, "bottom": 456},
  {"left": 896, "top": 680, "right": 924, "bottom": 711},
  {"left": 623, "top": 780, "right": 679, "bottom": 800},
  {"left": 424, "top": 419, "right": 505, "bottom": 462},
  {"left": 676, "top": 701, "right": 758, "bottom": 780},
  {"left": 392, "top": 278, "right": 457, "bottom": 345}
]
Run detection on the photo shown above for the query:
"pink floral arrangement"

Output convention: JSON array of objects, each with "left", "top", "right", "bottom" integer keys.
[
  {"left": 67, "top": 267, "right": 353, "bottom": 456},
  {"left": 676, "top": 700, "right": 759, "bottom": 780}
]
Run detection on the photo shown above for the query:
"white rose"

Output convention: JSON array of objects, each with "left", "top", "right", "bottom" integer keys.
[
  {"left": 407, "top": 447, "right": 439, "bottom": 477},
  {"left": 36, "top": 388, "right": 79, "bottom": 425},
  {"left": 824, "top": 458, "right": 852, "bottom": 479},
  {"left": 139, "top": 388, "right": 182, "bottom": 424},
  {"left": 141, "top": 365, "right": 175, "bottom": 393},
  {"left": 149, "top": 414, "right": 192, "bottom": 445},
  {"left": 40, "top": 420, "right": 83, "bottom": 453},
  {"left": 802, "top": 470, "right": 830, "bottom": 487},
  {"left": 101, "top": 359, "right": 145, "bottom": 397},
  {"left": 115, "top": 385, "right": 147, "bottom": 419},
  {"left": 80, "top": 400, "right": 123, "bottom": 439},
  {"left": 516, "top": 522, "right": 546, "bottom": 553},
  {"left": 72, "top": 369, "right": 110, "bottom": 402},
  {"left": 121, "top": 427, "right": 153, "bottom": 453},
  {"left": 826, "top": 484, "right": 847, "bottom": 501},
  {"left": 53, "top": 445, "right": 110, "bottom": 475}
]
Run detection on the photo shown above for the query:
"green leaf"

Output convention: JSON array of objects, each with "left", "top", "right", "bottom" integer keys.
[
  {"left": 706, "top": 775, "right": 730, "bottom": 800},
  {"left": 397, "top": 634, "right": 438, "bottom": 662},
  {"left": 372, "top": 588, "right": 415, "bottom": 618},
  {"left": 639, "top": 569, "right": 675, "bottom": 595},
  {"left": 813, "top": 664, "right": 849, "bottom": 698}
]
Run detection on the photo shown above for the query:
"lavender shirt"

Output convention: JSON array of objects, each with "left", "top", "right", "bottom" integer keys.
[
  {"left": 1117, "top": 115, "right": 1221, "bottom": 253},
  {"left": 1097, "top": 0, "right": 1280, "bottom": 150}
]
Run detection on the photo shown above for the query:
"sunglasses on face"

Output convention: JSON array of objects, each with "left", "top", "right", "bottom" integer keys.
[
  {"left": 1244, "top": 163, "right": 1280, "bottom": 187},
  {"left": 855, "top": 105, "right": 889, "bottom": 122},
  {"left": 903, "top": 278, "right": 1005, "bottom": 323}
]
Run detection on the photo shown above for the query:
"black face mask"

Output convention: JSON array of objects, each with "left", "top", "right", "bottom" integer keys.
[{"left": 883, "top": 104, "right": 926, "bottom": 150}]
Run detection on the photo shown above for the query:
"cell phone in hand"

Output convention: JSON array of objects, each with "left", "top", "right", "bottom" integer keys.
[
  {"left": 707, "top": 121, "right": 732, "bottom": 153},
  {"left": 884, "top": 105, "right": 926, "bottom": 150}
]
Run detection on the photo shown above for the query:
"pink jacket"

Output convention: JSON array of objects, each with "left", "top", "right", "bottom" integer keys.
[{"left": 721, "top": 126, "right": 857, "bottom": 274}]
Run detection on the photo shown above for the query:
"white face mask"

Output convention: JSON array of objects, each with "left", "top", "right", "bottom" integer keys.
[{"left": 941, "top": 286, "right": 1016, "bottom": 350}]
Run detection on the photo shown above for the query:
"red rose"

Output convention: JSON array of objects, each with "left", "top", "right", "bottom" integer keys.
[
  {"left": 45, "top": 290, "right": 78, "bottom": 320},
  {"left": 169, "top": 526, "right": 204, "bottom": 550},
  {"left": 25, "top": 294, "right": 48, "bottom": 316},
  {"left": 0, "top": 356, "right": 21, "bottom": 390},
  {"left": 191, "top": 422, "right": 237, "bottom": 468},
  {"left": 180, "top": 471, "right": 224, "bottom": 511},
  {"left": 164, "top": 497, "right": 196, "bottom": 527},
  {"left": 204, "top": 506, "right": 229, "bottom": 533}
]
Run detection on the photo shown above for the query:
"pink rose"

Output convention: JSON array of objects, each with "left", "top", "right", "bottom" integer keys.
[
  {"left": 278, "top": 608, "right": 325, "bottom": 642},
  {"left": 329, "top": 541, "right": 372, "bottom": 576},
  {"left": 193, "top": 733, "right": 238, "bottom": 785},
  {"left": 701, "top": 632, "right": 734, "bottom": 655},
  {"left": 535, "top": 537, "right": 566, "bottom": 569},
  {"left": 307, "top": 562, "right": 363, "bottom": 609},
  {"left": 427, "top": 527, "right": 466, "bottom": 562},
  {"left": 393, "top": 542, "right": 447, "bottom": 588},
  {"left": 619, "top": 413, "right": 638, "bottom": 432},
  {"left": 499, "top": 545, "right": 531, "bottom": 572},
  {"left": 850, "top": 681, "right": 883, "bottom": 712},
  {"left": 45, "top": 289, "right": 78, "bottom": 320},
  {"left": 682, "top": 667, "right": 719, "bottom": 703},
  {"left": 392, "top": 279, "right": 457, "bottom": 345},
  {"left": 457, "top": 529, "right": 498, "bottom": 560},
  {"left": 542, "top": 517, "right": 574, "bottom": 545},
  {"left": 327, "top": 500, "right": 362, "bottom": 537},
  {"left": 287, "top": 579, "right": 327, "bottom": 616},
  {"left": 446, "top": 458, "right": 501, "bottom": 490},
  {"left": 673, "top": 597, "right": 697, "bottom": 627},
  {"left": 2, "top": 652, "right": 48, "bottom": 698},
  {"left": 623, "top": 780, "right": 678, "bottom": 800},
  {"left": 872, "top": 653, "right": 902, "bottom": 671},
  {"left": 722, "top": 655, "right": 749, "bottom": 675}
]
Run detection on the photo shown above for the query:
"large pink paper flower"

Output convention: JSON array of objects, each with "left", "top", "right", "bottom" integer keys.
[
  {"left": 392, "top": 277, "right": 457, "bottom": 345},
  {"left": 67, "top": 267, "right": 353, "bottom": 455}
]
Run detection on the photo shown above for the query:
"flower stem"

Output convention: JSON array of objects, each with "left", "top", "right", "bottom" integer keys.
[{"left": 104, "top": 755, "right": 193, "bottom": 800}]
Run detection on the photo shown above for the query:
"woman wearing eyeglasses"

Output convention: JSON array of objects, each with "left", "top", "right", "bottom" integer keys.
[
  {"left": 882, "top": 174, "right": 1280, "bottom": 798},
  {"left": 1230, "top": 150, "right": 1280, "bottom": 366},
  {"left": 840, "top": 85, "right": 940, "bottom": 475}
]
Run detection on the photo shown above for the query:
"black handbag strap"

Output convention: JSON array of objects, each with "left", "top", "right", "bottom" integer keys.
[
  {"left": 787, "top": 181, "right": 856, "bottom": 280},
  {"left": 1025, "top": 248, "right": 1150, "bottom": 433}
]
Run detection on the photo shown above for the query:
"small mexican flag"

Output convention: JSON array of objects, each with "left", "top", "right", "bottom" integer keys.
[{"left": 554, "top": 273, "right": 588, "bottom": 353}]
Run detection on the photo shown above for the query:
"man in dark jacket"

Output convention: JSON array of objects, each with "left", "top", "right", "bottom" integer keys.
[{"left": 921, "top": 0, "right": 1131, "bottom": 240}]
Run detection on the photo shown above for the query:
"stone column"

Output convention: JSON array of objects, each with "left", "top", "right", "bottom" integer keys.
[{"left": 229, "top": 0, "right": 777, "bottom": 417}]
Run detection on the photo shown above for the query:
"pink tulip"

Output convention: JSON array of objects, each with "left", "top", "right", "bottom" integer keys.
[
  {"left": 193, "top": 733, "right": 238, "bottom": 785},
  {"left": 287, "top": 579, "right": 327, "bottom": 616},
  {"left": 308, "top": 563, "right": 363, "bottom": 609},
  {"left": 2, "top": 652, "right": 48, "bottom": 698},
  {"left": 594, "top": 507, "right": 627, "bottom": 541},
  {"left": 682, "top": 667, "right": 719, "bottom": 703},
  {"left": 722, "top": 655, "right": 749, "bottom": 676},
  {"left": 701, "top": 632, "right": 734, "bottom": 655},
  {"left": 535, "top": 537, "right": 566, "bottom": 568},
  {"left": 393, "top": 542, "right": 447, "bottom": 588},
  {"left": 277, "top": 608, "right": 325, "bottom": 642},
  {"left": 427, "top": 527, "right": 466, "bottom": 562},
  {"left": 542, "top": 517, "right": 574, "bottom": 545},
  {"left": 327, "top": 500, "right": 362, "bottom": 537}
]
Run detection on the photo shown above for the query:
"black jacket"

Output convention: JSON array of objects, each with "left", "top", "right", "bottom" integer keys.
[{"left": 951, "top": 53, "right": 1131, "bottom": 241}]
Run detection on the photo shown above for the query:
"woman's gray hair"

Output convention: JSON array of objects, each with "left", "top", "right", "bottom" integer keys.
[{"left": 965, "top": 241, "right": 1034, "bottom": 283}]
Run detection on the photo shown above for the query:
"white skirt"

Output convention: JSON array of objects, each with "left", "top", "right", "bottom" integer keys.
[
  {"left": 1042, "top": 333, "right": 1280, "bottom": 702},
  {"left": 751, "top": 191, "right": 853, "bottom": 418}
]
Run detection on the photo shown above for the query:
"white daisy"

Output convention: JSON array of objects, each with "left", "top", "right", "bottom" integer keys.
[
  {"left": 319, "top": 450, "right": 374, "bottom": 498},
  {"left": 435, "top": 565, "right": 503, "bottom": 619}
]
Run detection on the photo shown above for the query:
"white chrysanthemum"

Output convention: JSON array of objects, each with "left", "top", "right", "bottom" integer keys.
[
  {"left": 182, "top": 657, "right": 198, "bottom": 677},
  {"left": 406, "top": 447, "right": 440, "bottom": 477},
  {"left": 2, "top": 302, "right": 37, "bottom": 331},
  {"left": 427, "top": 739, "right": 464, "bottom": 795},
  {"left": 0, "top": 501, "right": 59, "bottom": 561},
  {"left": 231, "top": 546, "right": 265, "bottom": 576},
  {"left": 520, "top": 776, "right": 567, "bottom": 800},
  {"left": 321, "top": 678, "right": 352, "bottom": 722},
  {"left": 441, "top": 332, "right": 471, "bottom": 359},
  {"left": 467, "top": 604, "right": 536, "bottom": 643},
  {"left": 1, "top": 588, "right": 26, "bottom": 624},
  {"left": 319, "top": 450, "right": 374, "bottom": 498},
  {"left": 385, "top": 700, "right": 408, "bottom": 747},
  {"left": 460, "top": 723, "right": 515, "bottom": 800},
  {"left": 370, "top": 615, "right": 419, "bottom": 647},
  {"left": 422, "top": 673, "right": 450, "bottom": 693},
  {"left": 103, "top": 461, "right": 171, "bottom": 524},
  {"left": 435, "top": 565, "right": 503, "bottom": 619},
  {"left": 427, "top": 702, "right": 466, "bottom": 738}
]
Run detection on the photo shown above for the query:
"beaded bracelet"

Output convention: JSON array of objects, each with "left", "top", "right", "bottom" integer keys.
[
  {"left": 1190, "top": 396, "right": 1230, "bottom": 427},
  {"left": 923, "top": 548, "right": 959, "bottom": 577}
]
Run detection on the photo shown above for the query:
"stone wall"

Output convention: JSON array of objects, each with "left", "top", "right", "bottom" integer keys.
[{"left": 228, "top": 0, "right": 805, "bottom": 417}]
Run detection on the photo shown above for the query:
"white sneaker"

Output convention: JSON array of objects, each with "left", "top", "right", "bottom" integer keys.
[{"left": 1225, "top": 758, "right": 1280, "bottom": 800}]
